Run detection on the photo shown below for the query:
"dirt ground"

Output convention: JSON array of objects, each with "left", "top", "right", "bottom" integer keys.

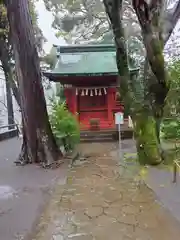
[{"left": 33, "top": 142, "right": 180, "bottom": 240}]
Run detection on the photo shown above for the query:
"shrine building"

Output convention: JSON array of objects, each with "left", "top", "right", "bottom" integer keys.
[{"left": 45, "top": 44, "right": 138, "bottom": 138}]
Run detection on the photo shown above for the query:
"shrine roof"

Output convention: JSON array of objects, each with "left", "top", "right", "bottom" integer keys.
[{"left": 44, "top": 44, "right": 139, "bottom": 80}]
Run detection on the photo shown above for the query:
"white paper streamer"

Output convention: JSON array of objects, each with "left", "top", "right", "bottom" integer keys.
[
  {"left": 81, "top": 89, "right": 85, "bottom": 96},
  {"left": 128, "top": 116, "right": 133, "bottom": 128}
]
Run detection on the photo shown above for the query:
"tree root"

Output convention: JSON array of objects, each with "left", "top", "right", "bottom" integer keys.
[
  {"left": 40, "top": 159, "right": 65, "bottom": 169},
  {"left": 14, "top": 138, "right": 30, "bottom": 165}
]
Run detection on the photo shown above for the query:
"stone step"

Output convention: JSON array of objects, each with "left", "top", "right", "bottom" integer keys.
[
  {"left": 80, "top": 129, "right": 133, "bottom": 142},
  {"left": 80, "top": 131, "right": 115, "bottom": 137},
  {"left": 81, "top": 136, "right": 114, "bottom": 143}
]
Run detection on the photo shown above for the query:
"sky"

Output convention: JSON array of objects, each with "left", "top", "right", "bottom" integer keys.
[{"left": 35, "top": 0, "right": 66, "bottom": 53}]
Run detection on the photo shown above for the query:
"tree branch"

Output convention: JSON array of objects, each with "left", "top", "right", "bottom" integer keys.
[
  {"left": 164, "top": 0, "right": 180, "bottom": 44},
  {"left": 103, "top": 0, "right": 133, "bottom": 112},
  {"left": 133, "top": 0, "right": 166, "bottom": 84}
]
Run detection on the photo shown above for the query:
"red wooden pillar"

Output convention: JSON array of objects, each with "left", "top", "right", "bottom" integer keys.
[
  {"left": 107, "top": 87, "right": 114, "bottom": 125},
  {"left": 64, "top": 89, "right": 70, "bottom": 111},
  {"left": 64, "top": 88, "right": 68, "bottom": 108},
  {"left": 64, "top": 88, "right": 77, "bottom": 116},
  {"left": 71, "top": 88, "right": 77, "bottom": 115}
]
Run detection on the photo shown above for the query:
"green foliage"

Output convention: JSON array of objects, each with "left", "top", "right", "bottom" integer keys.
[
  {"left": 161, "top": 59, "right": 180, "bottom": 140},
  {"left": 164, "top": 60, "right": 180, "bottom": 116},
  {"left": 0, "top": 3, "right": 8, "bottom": 37},
  {"left": 42, "top": 53, "right": 56, "bottom": 69},
  {"left": 55, "top": 83, "right": 66, "bottom": 102},
  {"left": 43, "top": 0, "right": 141, "bottom": 44},
  {"left": 41, "top": 46, "right": 57, "bottom": 69},
  {"left": 161, "top": 119, "right": 180, "bottom": 140},
  {"left": 49, "top": 100, "right": 80, "bottom": 151},
  {"left": 29, "top": 0, "right": 46, "bottom": 53},
  {"left": 0, "top": 0, "right": 45, "bottom": 56}
]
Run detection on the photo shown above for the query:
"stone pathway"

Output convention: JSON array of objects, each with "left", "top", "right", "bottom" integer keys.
[{"left": 34, "top": 143, "right": 180, "bottom": 240}]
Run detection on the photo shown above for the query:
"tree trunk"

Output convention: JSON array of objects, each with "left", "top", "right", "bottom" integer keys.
[
  {"left": 5, "top": 0, "right": 61, "bottom": 165},
  {"left": 1, "top": 55, "right": 16, "bottom": 130},
  {"left": 0, "top": 39, "right": 21, "bottom": 107},
  {"left": 0, "top": 40, "right": 27, "bottom": 155},
  {"left": 133, "top": 114, "right": 162, "bottom": 165},
  {"left": 142, "top": 1, "right": 180, "bottom": 149},
  {"left": 5, "top": 71, "right": 14, "bottom": 129},
  {"left": 103, "top": 0, "right": 162, "bottom": 165}
]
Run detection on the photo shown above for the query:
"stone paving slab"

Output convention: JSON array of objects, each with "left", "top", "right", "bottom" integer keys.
[{"left": 33, "top": 143, "right": 180, "bottom": 240}]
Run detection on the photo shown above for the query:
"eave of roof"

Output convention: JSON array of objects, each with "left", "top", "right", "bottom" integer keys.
[{"left": 43, "top": 68, "right": 139, "bottom": 81}]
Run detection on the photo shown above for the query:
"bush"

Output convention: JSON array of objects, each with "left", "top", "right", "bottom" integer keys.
[
  {"left": 161, "top": 118, "right": 180, "bottom": 140},
  {"left": 49, "top": 100, "right": 80, "bottom": 151}
]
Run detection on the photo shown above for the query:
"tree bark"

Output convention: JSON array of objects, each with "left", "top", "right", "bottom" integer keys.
[
  {"left": 133, "top": 1, "right": 180, "bottom": 162},
  {"left": 0, "top": 39, "right": 21, "bottom": 107},
  {"left": 103, "top": 0, "right": 162, "bottom": 165},
  {"left": 4, "top": 0, "right": 61, "bottom": 165},
  {"left": 143, "top": 1, "right": 180, "bottom": 146},
  {"left": 0, "top": 39, "right": 27, "bottom": 156},
  {"left": 4, "top": 67, "right": 14, "bottom": 129},
  {"left": 0, "top": 40, "right": 17, "bottom": 129},
  {"left": 133, "top": 114, "right": 162, "bottom": 165}
]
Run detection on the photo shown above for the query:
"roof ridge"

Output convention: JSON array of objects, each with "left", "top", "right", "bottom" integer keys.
[{"left": 53, "top": 44, "right": 116, "bottom": 54}]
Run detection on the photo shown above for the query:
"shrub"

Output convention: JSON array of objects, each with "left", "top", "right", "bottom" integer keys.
[
  {"left": 49, "top": 100, "right": 80, "bottom": 151},
  {"left": 161, "top": 118, "right": 180, "bottom": 140}
]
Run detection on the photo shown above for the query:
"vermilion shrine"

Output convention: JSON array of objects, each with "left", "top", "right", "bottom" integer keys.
[{"left": 45, "top": 44, "right": 138, "bottom": 132}]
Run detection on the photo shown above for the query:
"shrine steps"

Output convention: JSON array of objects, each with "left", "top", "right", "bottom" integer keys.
[{"left": 80, "top": 128, "right": 133, "bottom": 143}]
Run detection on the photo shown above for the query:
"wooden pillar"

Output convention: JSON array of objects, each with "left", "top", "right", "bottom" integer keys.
[
  {"left": 71, "top": 88, "right": 77, "bottom": 115},
  {"left": 107, "top": 88, "right": 114, "bottom": 125},
  {"left": 64, "top": 88, "right": 77, "bottom": 117},
  {"left": 64, "top": 89, "right": 70, "bottom": 110}
]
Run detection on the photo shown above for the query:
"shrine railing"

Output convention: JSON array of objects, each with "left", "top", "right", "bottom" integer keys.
[{"left": 0, "top": 123, "right": 19, "bottom": 141}]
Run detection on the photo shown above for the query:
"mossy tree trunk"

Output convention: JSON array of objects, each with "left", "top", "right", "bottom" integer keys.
[
  {"left": 103, "top": 0, "right": 180, "bottom": 165},
  {"left": 4, "top": 0, "right": 62, "bottom": 165},
  {"left": 103, "top": 0, "right": 162, "bottom": 164},
  {"left": 142, "top": 1, "right": 180, "bottom": 145},
  {"left": 133, "top": 0, "right": 180, "bottom": 159},
  {"left": 133, "top": 114, "right": 162, "bottom": 165},
  {"left": 133, "top": 1, "right": 169, "bottom": 150}
]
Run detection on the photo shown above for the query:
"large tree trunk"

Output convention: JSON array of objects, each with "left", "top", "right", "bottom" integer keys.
[
  {"left": 103, "top": 0, "right": 180, "bottom": 165},
  {"left": 133, "top": 0, "right": 180, "bottom": 163},
  {"left": 143, "top": 1, "right": 180, "bottom": 148},
  {"left": 103, "top": 0, "right": 162, "bottom": 165},
  {"left": 133, "top": 114, "right": 162, "bottom": 165},
  {"left": 5, "top": 0, "right": 61, "bottom": 165}
]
